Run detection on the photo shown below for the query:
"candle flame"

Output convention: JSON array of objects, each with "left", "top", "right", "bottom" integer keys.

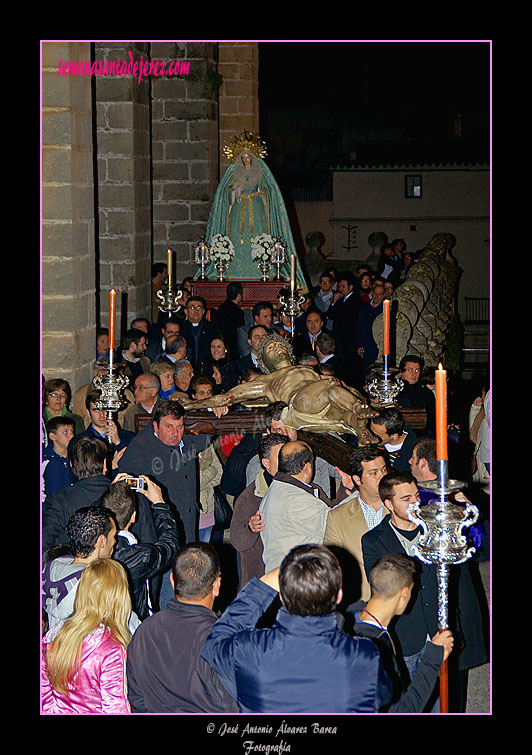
[{"left": 438, "top": 362, "right": 443, "bottom": 370}]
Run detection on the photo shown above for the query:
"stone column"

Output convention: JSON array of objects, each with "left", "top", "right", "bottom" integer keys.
[
  {"left": 42, "top": 41, "right": 95, "bottom": 389},
  {"left": 218, "top": 42, "right": 259, "bottom": 173},
  {"left": 94, "top": 42, "right": 152, "bottom": 333},
  {"left": 151, "top": 42, "right": 219, "bottom": 279}
]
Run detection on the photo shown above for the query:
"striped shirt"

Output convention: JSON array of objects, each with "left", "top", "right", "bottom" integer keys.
[{"left": 358, "top": 497, "right": 385, "bottom": 530}]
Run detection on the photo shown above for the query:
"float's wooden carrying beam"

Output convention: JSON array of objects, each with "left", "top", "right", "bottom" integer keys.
[{"left": 135, "top": 407, "right": 427, "bottom": 473}]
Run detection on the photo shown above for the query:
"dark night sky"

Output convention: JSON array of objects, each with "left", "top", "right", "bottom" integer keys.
[
  {"left": 257, "top": 40, "right": 490, "bottom": 178},
  {"left": 259, "top": 41, "right": 489, "bottom": 112}
]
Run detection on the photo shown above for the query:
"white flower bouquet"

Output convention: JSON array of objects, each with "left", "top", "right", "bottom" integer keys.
[
  {"left": 251, "top": 233, "right": 275, "bottom": 263},
  {"left": 209, "top": 234, "right": 235, "bottom": 263}
]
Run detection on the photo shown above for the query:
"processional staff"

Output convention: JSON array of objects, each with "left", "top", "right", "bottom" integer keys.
[
  {"left": 93, "top": 288, "right": 129, "bottom": 448},
  {"left": 406, "top": 363, "right": 479, "bottom": 712},
  {"left": 157, "top": 248, "right": 184, "bottom": 315},
  {"left": 367, "top": 297, "right": 404, "bottom": 407},
  {"left": 279, "top": 253, "right": 305, "bottom": 341}
]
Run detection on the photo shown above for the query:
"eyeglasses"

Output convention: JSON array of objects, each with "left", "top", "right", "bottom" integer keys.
[
  {"left": 134, "top": 384, "right": 155, "bottom": 391},
  {"left": 49, "top": 392, "right": 68, "bottom": 400},
  {"left": 186, "top": 305, "right": 204, "bottom": 311}
]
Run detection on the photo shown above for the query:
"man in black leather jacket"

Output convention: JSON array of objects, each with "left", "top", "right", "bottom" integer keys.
[{"left": 100, "top": 476, "right": 179, "bottom": 620}]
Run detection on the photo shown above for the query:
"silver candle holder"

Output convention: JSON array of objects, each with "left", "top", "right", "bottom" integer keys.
[
  {"left": 194, "top": 240, "right": 210, "bottom": 280},
  {"left": 156, "top": 284, "right": 184, "bottom": 315},
  {"left": 92, "top": 361, "right": 130, "bottom": 439},
  {"left": 157, "top": 247, "right": 183, "bottom": 315},
  {"left": 279, "top": 287, "right": 306, "bottom": 342},
  {"left": 406, "top": 460, "right": 479, "bottom": 631},
  {"left": 366, "top": 365, "right": 404, "bottom": 408},
  {"left": 271, "top": 237, "right": 287, "bottom": 280}
]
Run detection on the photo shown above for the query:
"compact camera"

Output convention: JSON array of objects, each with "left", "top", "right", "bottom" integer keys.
[{"left": 124, "top": 477, "right": 146, "bottom": 491}]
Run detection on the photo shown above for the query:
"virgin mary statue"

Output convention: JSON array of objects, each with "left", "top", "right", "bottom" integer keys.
[{"left": 200, "top": 131, "right": 307, "bottom": 290}]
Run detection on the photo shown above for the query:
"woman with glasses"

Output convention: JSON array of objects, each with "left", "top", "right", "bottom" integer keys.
[{"left": 42, "top": 378, "right": 85, "bottom": 436}]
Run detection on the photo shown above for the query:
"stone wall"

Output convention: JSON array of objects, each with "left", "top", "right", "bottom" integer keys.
[
  {"left": 42, "top": 41, "right": 95, "bottom": 388},
  {"left": 151, "top": 42, "right": 220, "bottom": 280},
  {"left": 94, "top": 42, "right": 152, "bottom": 331},
  {"left": 42, "top": 41, "right": 260, "bottom": 391},
  {"left": 218, "top": 42, "right": 259, "bottom": 173}
]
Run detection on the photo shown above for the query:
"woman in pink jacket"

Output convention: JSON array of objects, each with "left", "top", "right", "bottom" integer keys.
[{"left": 41, "top": 558, "right": 132, "bottom": 714}]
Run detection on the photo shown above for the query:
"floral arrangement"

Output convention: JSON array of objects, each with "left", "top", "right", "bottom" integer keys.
[
  {"left": 209, "top": 234, "right": 235, "bottom": 264},
  {"left": 251, "top": 233, "right": 275, "bottom": 263}
]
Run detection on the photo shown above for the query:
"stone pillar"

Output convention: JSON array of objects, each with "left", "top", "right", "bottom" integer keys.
[
  {"left": 151, "top": 42, "right": 219, "bottom": 279},
  {"left": 42, "top": 41, "right": 95, "bottom": 389},
  {"left": 218, "top": 42, "right": 259, "bottom": 173},
  {"left": 94, "top": 42, "right": 152, "bottom": 333}
]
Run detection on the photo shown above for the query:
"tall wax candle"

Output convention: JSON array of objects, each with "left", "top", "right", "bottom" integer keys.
[
  {"left": 383, "top": 299, "right": 390, "bottom": 356},
  {"left": 109, "top": 289, "right": 116, "bottom": 371},
  {"left": 109, "top": 289, "right": 116, "bottom": 352},
  {"left": 435, "top": 363, "right": 448, "bottom": 460},
  {"left": 290, "top": 254, "right": 295, "bottom": 292},
  {"left": 167, "top": 248, "right": 172, "bottom": 287}
]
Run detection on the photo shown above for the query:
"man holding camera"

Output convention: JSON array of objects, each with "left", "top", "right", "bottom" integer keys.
[{"left": 100, "top": 476, "right": 179, "bottom": 620}]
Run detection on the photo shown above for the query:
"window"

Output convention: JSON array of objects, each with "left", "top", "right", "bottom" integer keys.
[{"left": 405, "top": 175, "right": 422, "bottom": 198}]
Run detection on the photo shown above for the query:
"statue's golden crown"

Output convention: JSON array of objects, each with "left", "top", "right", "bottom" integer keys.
[{"left": 223, "top": 130, "right": 267, "bottom": 162}]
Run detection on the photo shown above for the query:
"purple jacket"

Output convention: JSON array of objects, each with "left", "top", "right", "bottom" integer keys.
[{"left": 41, "top": 623, "right": 131, "bottom": 714}]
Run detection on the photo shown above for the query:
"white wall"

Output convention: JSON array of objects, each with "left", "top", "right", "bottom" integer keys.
[{"left": 328, "top": 167, "right": 490, "bottom": 318}]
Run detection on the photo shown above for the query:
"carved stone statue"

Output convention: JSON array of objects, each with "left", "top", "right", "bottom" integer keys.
[{"left": 179, "top": 332, "right": 380, "bottom": 445}]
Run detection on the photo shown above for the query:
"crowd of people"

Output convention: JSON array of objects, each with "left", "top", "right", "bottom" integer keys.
[{"left": 41, "top": 260, "right": 490, "bottom": 715}]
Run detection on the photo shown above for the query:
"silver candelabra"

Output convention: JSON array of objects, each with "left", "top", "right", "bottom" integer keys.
[
  {"left": 156, "top": 284, "right": 184, "bottom": 315},
  {"left": 92, "top": 356, "right": 129, "bottom": 440},
  {"left": 279, "top": 287, "right": 306, "bottom": 341},
  {"left": 194, "top": 240, "right": 210, "bottom": 280},
  {"left": 366, "top": 365, "right": 404, "bottom": 408},
  {"left": 406, "top": 460, "right": 479, "bottom": 632},
  {"left": 271, "top": 237, "right": 287, "bottom": 280}
]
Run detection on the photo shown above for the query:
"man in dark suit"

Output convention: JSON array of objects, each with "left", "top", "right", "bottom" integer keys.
[
  {"left": 236, "top": 301, "right": 273, "bottom": 358},
  {"left": 145, "top": 316, "right": 182, "bottom": 363},
  {"left": 214, "top": 282, "right": 245, "bottom": 360},
  {"left": 314, "top": 332, "right": 337, "bottom": 373},
  {"left": 292, "top": 309, "right": 329, "bottom": 360},
  {"left": 235, "top": 324, "right": 269, "bottom": 377},
  {"left": 180, "top": 295, "right": 218, "bottom": 373},
  {"left": 329, "top": 271, "right": 363, "bottom": 386},
  {"left": 361, "top": 469, "right": 488, "bottom": 712}
]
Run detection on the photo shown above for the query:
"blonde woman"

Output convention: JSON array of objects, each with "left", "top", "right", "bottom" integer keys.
[{"left": 41, "top": 558, "right": 132, "bottom": 714}]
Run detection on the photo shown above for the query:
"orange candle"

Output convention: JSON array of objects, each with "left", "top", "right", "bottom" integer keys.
[
  {"left": 435, "top": 363, "right": 448, "bottom": 460},
  {"left": 383, "top": 299, "right": 390, "bottom": 356},
  {"left": 167, "top": 248, "right": 172, "bottom": 287},
  {"left": 290, "top": 254, "right": 295, "bottom": 292},
  {"left": 109, "top": 289, "right": 116, "bottom": 353}
]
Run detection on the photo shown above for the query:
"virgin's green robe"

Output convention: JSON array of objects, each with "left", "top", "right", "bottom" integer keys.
[{"left": 199, "top": 158, "right": 307, "bottom": 291}]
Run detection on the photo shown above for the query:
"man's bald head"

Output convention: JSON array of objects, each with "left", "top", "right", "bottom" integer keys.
[{"left": 278, "top": 441, "right": 314, "bottom": 479}]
